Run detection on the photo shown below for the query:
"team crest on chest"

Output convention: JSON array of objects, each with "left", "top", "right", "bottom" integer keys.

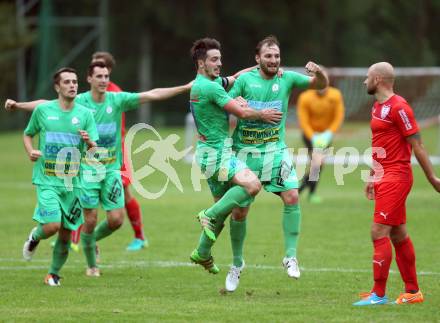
[
  {"left": 106, "top": 106, "right": 113, "bottom": 114},
  {"left": 380, "top": 105, "right": 391, "bottom": 119},
  {"left": 272, "top": 84, "right": 279, "bottom": 92},
  {"left": 71, "top": 117, "right": 79, "bottom": 125}
]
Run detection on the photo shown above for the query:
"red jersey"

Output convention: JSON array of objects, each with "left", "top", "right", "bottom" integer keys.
[{"left": 370, "top": 94, "right": 419, "bottom": 182}]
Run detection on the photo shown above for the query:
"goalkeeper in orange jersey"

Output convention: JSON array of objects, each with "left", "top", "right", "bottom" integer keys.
[{"left": 297, "top": 71, "right": 344, "bottom": 203}]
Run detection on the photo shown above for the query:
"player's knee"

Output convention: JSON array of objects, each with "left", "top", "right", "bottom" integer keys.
[
  {"left": 108, "top": 211, "right": 124, "bottom": 229},
  {"left": 283, "top": 190, "right": 299, "bottom": 205},
  {"left": 45, "top": 222, "right": 61, "bottom": 236},
  {"left": 244, "top": 177, "right": 261, "bottom": 196}
]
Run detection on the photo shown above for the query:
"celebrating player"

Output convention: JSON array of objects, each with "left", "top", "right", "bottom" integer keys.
[
  {"left": 5, "top": 61, "right": 192, "bottom": 277},
  {"left": 189, "top": 37, "right": 283, "bottom": 274},
  {"left": 20, "top": 67, "right": 98, "bottom": 286},
  {"left": 224, "top": 35, "right": 328, "bottom": 292},
  {"left": 353, "top": 62, "right": 440, "bottom": 306}
]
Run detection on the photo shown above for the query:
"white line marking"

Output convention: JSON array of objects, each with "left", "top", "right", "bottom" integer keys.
[{"left": 0, "top": 259, "right": 438, "bottom": 275}]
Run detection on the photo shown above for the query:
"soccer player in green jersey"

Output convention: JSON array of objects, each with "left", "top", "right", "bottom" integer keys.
[
  {"left": 6, "top": 61, "right": 192, "bottom": 277},
  {"left": 188, "top": 38, "right": 283, "bottom": 274},
  {"left": 20, "top": 67, "right": 98, "bottom": 286},
  {"left": 224, "top": 35, "right": 328, "bottom": 291}
]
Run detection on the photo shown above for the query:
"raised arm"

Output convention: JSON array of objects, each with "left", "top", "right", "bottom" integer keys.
[
  {"left": 223, "top": 98, "right": 282, "bottom": 124},
  {"left": 5, "top": 99, "right": 48, "bottom": 112},
  {"left": 407, "top": 133, "right": 440, "bottom": 192},
  {"left": 138, "top": 81, "right": 192, "bottom": 104},
  {"left": 305, "top": 62, "right": 328, "bottom": 90}
]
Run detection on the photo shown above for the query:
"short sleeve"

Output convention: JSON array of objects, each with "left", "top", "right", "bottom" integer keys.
[
  {"left": 24, "top": 106, "right": 41, "bottom": 136},
  {"left": 392, "top": 104, "right": 419, "bottom": 137},
  {"left": 207, "top": 82, "right": 233, "bottom": 108},
  {"left": 115, "top": 92, "right": 140, "bottom": 112},
  {"left": 284, "top": 71, "right": 311, "bottom": 90}
]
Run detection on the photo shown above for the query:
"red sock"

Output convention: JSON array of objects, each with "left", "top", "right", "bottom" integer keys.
[
  {"left": 393, "top": 236, "right": 419, "bottom": 293},
  {"left": 71, "top": 225, "right": 82, "bottom": 244},
  {"left": 125, "top": 197, "right": 144, "bottom": 240},
  {"left": 372, "top": 237, "right": 392, "bottom": 297}
]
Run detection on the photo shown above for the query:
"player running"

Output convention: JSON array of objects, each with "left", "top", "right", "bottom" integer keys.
[
  {"left": 224, "top": 35, "right": 328, "bottom": 292},
  {"left": 353, "top": 62, "right": 440, "bottom": 306},
  {"left": 19, "top": 67, "right": 98, "bottom": 286}
]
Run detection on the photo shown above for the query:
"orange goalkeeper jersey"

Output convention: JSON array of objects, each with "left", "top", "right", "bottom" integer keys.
[{"left": 297, "top": 87, "right": 345, "bottom": 139}]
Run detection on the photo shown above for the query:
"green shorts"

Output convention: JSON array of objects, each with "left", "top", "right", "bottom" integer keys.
[
  {"left": 80, "top": 170, "right": 124, "bottom": 211},
  {"left": 237, "top": 148, "right": 298, "bottom": 193},
  {"left": 32, "top": 185, "right": 83, "bottom": 231},
  {"left": 196, "top": 144, "right": 248, "bottom": 199}
]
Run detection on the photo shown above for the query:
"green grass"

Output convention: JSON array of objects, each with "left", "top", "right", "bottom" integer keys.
[{"left": 1, "top": 124, "right": 439, "bottom": 322}]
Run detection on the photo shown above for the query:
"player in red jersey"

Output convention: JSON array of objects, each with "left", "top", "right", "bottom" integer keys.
[
  {"left": 353, "top": 62, "right": 440, "bottom": 306},
  {"left": 69, "top": 52, "right": 147, "bottom": 252}
]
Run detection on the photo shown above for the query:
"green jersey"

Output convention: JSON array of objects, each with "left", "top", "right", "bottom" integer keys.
[
  {"left": 75, "top": 91, "right": 139, "bottom": 173},
  {"left": 229, "top": 69, "right": 310, "bottom": 152},
  {"left": 190, "top": 74, "right": 233, "bottom": 149},
  {"left": 24, "top": 100, "right": 98, "bottom": 188}
]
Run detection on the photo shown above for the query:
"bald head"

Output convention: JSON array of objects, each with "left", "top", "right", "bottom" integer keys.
[{"left": 369, "top": 62, "right": 394, "bottom": 85}]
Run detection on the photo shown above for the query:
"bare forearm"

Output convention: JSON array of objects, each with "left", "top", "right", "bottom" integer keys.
[
  {"left": 23, "top": 135, "right": 34, "bottom": 154},
  {"left": 139, "top": 84, "right": 191, "bottom": 104},
  {"left": 413, "top": 144, "right": 437, "bottom": 182},
  {"left": 18, "top": 100, "right": 47, "bottom": 111}
]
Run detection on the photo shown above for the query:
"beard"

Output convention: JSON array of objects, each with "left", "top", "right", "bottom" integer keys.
[
  {"left": 260, "top": 63, "right": 278, "bottom": 77},
  {"left": 367, "top": 84, "right": 377, "bottom": 95}
]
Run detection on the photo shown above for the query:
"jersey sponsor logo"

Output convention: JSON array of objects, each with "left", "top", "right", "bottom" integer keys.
[
  {"left": 47, "top": 116, "right": 59, "bottom": 120},
  {"left": 250, "top": 84, "right": 262, "bottom": 88},
  {"left": 242, "top": 127, "right": 280, "bottom": 144},
  {"left": 106, "top": 106, "right": 113, "bottom": 114},
  {"left": 398, "top": 109, "right": 413, "bottom": 130},
  {"left": 71, "top": 117, "right": 79, "bottom": 125},
  {"left": 272, "top": 84, "right": 279, "bottom": 92},
  {"left": 380, "top": 105, "right": 391, "bottom": 119}
]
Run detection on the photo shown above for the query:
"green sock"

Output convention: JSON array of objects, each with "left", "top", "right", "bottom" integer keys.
[
  {"left": 32, "top": 224, "right": 48, "bottom": 240},
  {"left": 197, "top": 222, "right": 225, "bottom": 258},
  {"left": 283, "top": 204, "right": 301, "bottom": 258},
  {"left": 81, "top": 231, "right": 96, "bottom": 268},
  {"left": 230, "top": 218, "right": 246, "bottom": 267},
  {"left": 94, "top": 220, "right": 114, "bottom": 242},
  {"left": 205, "top": 186, "right": 251, "bottom": 225},
  {"left": 49, "top": 238, "right": 69, "bottom": 275}
]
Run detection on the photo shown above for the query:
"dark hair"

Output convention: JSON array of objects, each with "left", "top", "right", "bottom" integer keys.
[
  {"left": 88, "top": 61, "right": 107, "bottom": 76},
  {"left": 53, "top": 67, "right": 77, "bottom": 85},
  {"left": 190, "top": 38, "right": 221, "bottom": 69},
  {"left": 92, "top": 51, "right": 116, "bottom": 69},
  {"left": 255, "top": 35, "right": 280, "bottom": 55}
]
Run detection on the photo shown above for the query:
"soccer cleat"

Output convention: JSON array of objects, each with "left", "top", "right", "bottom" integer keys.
[
  {"left": 23, "top": 227, "right": 40, "bottom": 261},
  {"left": 126, "top": 238, "right": 147, "bottom": 251},
  {"left": 394, "top": 291, "right": 424, "bottom": 304},
  {"left": 225, "top": 260, "right": 245, "bottom": 292},
  {"left": 282, "top": 257, "right": 300, "bottom": 279},
  {"left": 86, "top": 267, "right": 101, "bottom": 277},
  {"left": 190, "top": 249, "right": 219, "bottom": 274},
  {"left": 196, "top": 210, "right": 216, "bottom": 242},
  {"left": 44, "top": 274, "right": 61, "bottom": 287},
  {"left": 353, "top": 292, "right": 388, "bottom": 306}
]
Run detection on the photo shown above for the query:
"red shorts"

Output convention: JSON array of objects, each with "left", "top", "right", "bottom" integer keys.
[
  {"left": 373, "top": 181, "right": 412, "bottom": 226},
  {"left": 120, "top": 141, "right": 132, "bottom": 187}
]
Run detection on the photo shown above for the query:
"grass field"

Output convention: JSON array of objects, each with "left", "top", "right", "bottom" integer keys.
[{"left": 1, "top": 124, "right": 439, "bottom": 322}]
